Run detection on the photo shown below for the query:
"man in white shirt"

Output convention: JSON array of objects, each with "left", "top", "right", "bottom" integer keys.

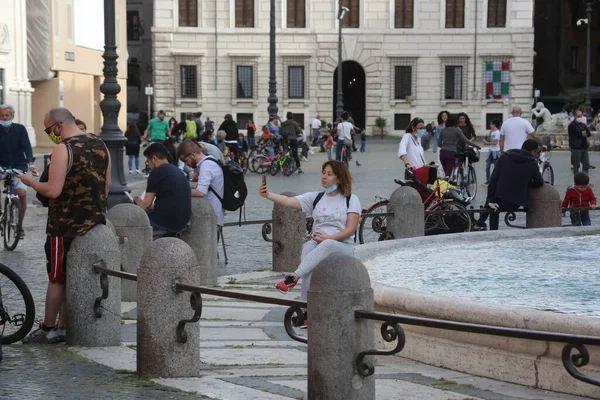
[
  {"left": 336, "top": 112, "right": 354, "bottom": 161},
  {"left": 500, "top": 106, "right": 541, "bottom": 152},
  {"left": 311, "top": 114, "right": 322, "bottom": 146},
  {"left": 177, "top": 140, "right": 225, "bottom": 226}
]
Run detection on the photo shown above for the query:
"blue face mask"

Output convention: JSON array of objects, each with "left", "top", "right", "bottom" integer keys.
[
  {"left": 324, "top": 183, "right": 338, "bottom": 194},
  {"left": 416, "top": 129, "right": 426, "bottom": 138},
  {"left": 0, "top": 121, "right": 12, "bottom": 128}
]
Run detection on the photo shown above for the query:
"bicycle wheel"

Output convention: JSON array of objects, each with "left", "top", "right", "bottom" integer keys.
[
  {"left": 3, "top": 197, "right": 22, "bottom": 251},
  {"left": 282, "top": 157, "right": 296, "bottom": 176},
  {"left": 252, "top": 155, "right": 268, "bottom": 174},
  {"left": 466, "top": 166, "right": 477, "bottom": 200},
  {"left": 358, "top": 201, "right": 389, "bottom": 244},
  {"left": 429, "top": 202, "right": 472, "bottom": 235},
  {"left": 0, "top": 263, "right": 35, "bottom": 344},
  {"left": 542, "top": 164, "right": 554, "bottom": 185},
  {"left": 269, "top": 162, "right": 280, "bottom": 176}
]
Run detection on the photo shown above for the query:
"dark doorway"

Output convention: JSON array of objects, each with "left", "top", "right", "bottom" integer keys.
[{"left": 333, "top": 61, "right": 366, "bottom": 128}]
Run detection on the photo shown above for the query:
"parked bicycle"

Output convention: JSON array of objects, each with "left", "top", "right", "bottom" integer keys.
[
  {"left": 269, "top": 146, "right": 297, "bottom": 176},
  {"left": 358, "top": 167, "right": 472, "bottom": 244},
  {"left": 0, "top": 263, "right": 35, "bottom": 344},
  {"left": 0, "top": 167, "right": 25, "bottom": 251},
  {"left": 538, "top": 148, "right": 554, "bottom": 185},
  {"left": 449, "top": 146, "right": 479, "bottom": 201}
]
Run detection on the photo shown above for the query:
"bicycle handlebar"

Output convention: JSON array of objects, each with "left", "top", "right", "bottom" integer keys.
[{"left": 0, "top": 167, "right": 24, "bottom": 175}]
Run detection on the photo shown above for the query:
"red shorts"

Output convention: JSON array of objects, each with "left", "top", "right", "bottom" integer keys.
[{"left": 45, "top": 236, "right": 74, "bottom": 284}]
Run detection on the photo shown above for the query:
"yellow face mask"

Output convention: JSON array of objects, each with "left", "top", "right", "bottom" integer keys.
[{"left": 48, "top": 131, "right": 62, "bottom": 144}]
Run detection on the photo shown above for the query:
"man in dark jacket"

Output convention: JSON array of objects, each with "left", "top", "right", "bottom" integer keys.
[
  {"left": 279, "top": 112, "right": 303, "bottom": 174},
  {"left": 218, "top": 114, "right": 239, "bottom": 141},
  {"left": 568, "top": 108, "right": 590, "bottom": 174},
  {"left": 474, "top": 139, "right": 544, "bottom": 230}
]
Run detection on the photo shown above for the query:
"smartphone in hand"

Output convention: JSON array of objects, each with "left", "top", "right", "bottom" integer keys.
[{"left": 262, "top": 175, "right": 267, "bottom": 185}]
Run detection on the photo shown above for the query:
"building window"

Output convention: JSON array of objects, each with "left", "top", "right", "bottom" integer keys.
[
  {"left": 66, "top": 2, "right": 74, "bottom": 41},
  {"left": 485, "top": 113, "right": 504, "bottom": 130},
  {"left": 341, "top": 0, "right": 359, "bottom": 28},
  {"left": 292, "top": 113, "right": 305, "bottom": 129},
  {"left": 571, "top": 46, "right": 579, "bottom": 72},
  {"left": 237, "top": 66, "right": 253, "bottom": 98},
  {"left": 390, "top": 58, "right": 417, "bottom": 100},
  {"left": 180, "top": 66, "right": 198, "bottom": 98},
  {"left": 179, "top": 0, "right": 198, "bottom": 27},
  {"left": 395, "top": 0, "right": 414, "bottom": 28},
  {"left": 174, "top": 55, "right": 202, "bottom": 99},
  {"left": 394, "top": 114, "right": 411, "bottom": 130},
  {"left": 237, "top": 113, "right": 254, "bottom": 129},
  {"left": 236, "top": 0, "right": 255, "bottom": 28},
  {"left": 0, "top": 69, "right": 4, "bottom": 105},
  {"left": 446, "top": 0, "right": 465, "bottom": 28},
  {"left": 444, "top": 66, "right": 463, "bottom": 99},
  {"left": 287, "top": 0, "right": 306, "bottom": 28},
  {"left": 484, "top": 60, "right": 510, "bottom": 100},
  {"left": 288, "top": 66, "right": 305, "bottom": 98},
  {"left": 127, "top": 63, "right": 141, "bottom": 88},
  {"left": 487, "top": 0, "right": 506, "bottom": 28},
  {"left": 127, "top": 11, "right": 142, "bottom": 40}
]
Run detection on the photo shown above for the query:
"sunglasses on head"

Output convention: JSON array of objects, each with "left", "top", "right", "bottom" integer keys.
[{"left": 410, "top": 118, "right": 424, "bottom": 126}]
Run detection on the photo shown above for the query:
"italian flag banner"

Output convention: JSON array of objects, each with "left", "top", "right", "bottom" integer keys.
[{"left": 485, "top": 61, "right": 510, "bottom": 100}]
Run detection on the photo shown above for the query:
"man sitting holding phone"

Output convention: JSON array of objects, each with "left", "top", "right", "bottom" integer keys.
[{"left": 134, "top": 143, "right": 191, "bottom": 237}]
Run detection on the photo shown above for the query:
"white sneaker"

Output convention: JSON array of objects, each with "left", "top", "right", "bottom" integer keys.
[
  {"left": 135, "top": 169, "right": 141, "bottom": 174},
  {"left": 302, "top": 157, "right": 308, "bottom": 161},
  {"left": 128, "top": 170, "right": 133, "bottom": 174},
  {"left": 309, "top": 150, "right": 315, "bottom": 155}
]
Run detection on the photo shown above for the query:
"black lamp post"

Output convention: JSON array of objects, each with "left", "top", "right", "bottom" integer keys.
[
  {"left": 267, "top": 0, "right": 279, "bottom": 117},
  {"left": 583, "top": 0, "right": 596, "bottom": 120},
  {"left": 99, "top": 0, "right": 129, "bottom": 208},
  {"left": 335, "top": 1, "right": 348, "bottom": 121}
]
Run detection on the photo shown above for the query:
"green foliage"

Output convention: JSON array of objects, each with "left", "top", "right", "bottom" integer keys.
[
  {"left": 375, "top": 117, "right": 387, "bottom": 128},
  {"left": 564, "top": 93, "right": 585, "bottom": 111}
]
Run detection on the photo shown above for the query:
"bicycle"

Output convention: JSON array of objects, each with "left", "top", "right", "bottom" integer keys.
[
  {"left": 0, "top": 168, "right": 25, "bottom": 251},
  {"left": 449, "top": 146, "right": 479, "bottom": 201},
  {"left": 269, "top": 147, "right": 297, "bottom": 176},
  {"left": 358, "top": 176, "right": 472, "bottom": 244},
  {"left": 0, "top": 263, "right": 35, "bottom": 344},
  {"left": 538, "top": 148, "right": 554, "bottom": 185}
]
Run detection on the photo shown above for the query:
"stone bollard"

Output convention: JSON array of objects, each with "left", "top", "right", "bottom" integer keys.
[
  {"left": 137, "top": 238, "right": 200, "bottom": 378},
  {"left": 180, "top": 197, "right": 218, "bottom": 285},
  {"left": 67, "top": 224, "right": 121, "bottom": 346},
  {"left": 107, "top": 204, "right": 152, "bottom": 302},
  {"left": 308, "top": 254, "right": 375, "bottom": 399},
  {"left": 526, "top": 183, "right": 562, "bottom": 228},
  {"left": 272, "top": 192, "right": 306, "bottom": 272},
  {"left": 386, "top": 186, "right": 424, "bottom": 239}
]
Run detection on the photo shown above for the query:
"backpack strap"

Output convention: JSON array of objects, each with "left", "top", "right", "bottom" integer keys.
[
  {"left": 312, "top": 192, "right": 325, "bottom": 209},
  {"left": 202, "top": 157, "right": 225, "bottom": 203}
]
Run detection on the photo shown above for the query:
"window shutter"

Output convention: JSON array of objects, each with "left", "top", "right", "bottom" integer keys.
[
  {"left": 395, "top": 0, "right": 413, "bottom": 29},
  {"left": 236, "top": 0, "right": 254, "bottom": 28},
  {"left": 236, "top": 0, "right": 244, "bottom": 27},
  {"left": 179, "top": 0, "right": 198, "bottom": 27},
  {"left": 341, "top": 0, "right": 359, "bottom": 28},
  {"left": 455, "top": 0, "right": 465, "bottom": 28},
  {"left": 296, "top": 0, "right": 306, "bottom": 28},
  {"left": 287, "top": 0, "right": 294, "bottom": 27}
]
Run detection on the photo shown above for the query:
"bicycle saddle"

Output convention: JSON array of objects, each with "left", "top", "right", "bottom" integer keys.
[{"left": 394, "top": 179, "right": 413, "bottom": 186}]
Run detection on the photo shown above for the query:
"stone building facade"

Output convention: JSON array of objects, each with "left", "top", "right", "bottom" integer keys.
[{"left": 152, "top": 0, "right": 534, "bottom": 135}]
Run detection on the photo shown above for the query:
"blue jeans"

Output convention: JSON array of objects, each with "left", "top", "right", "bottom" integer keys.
[
  {"left": 360, "top": 140, "right": 366, "bottom": 152},
  {"left": 571, "top": 212, "right": 591, "bottom": 226},
  {"left": 128, "top": 155, "right": 139, "bottom": 170},
  {"left": 335, "top": 139, "right": 351, "bottom": 161},
  {"left": 485, "top": 151, "right": 500, "bottom": 183},
  {"left": 327, "top": 148, "right": 332, "bottom": 160},
  {"left": 248, "top": 137, "right": 255, "bottom": 148}
]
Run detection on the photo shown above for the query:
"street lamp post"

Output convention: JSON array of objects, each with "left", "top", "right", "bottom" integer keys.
[
  {"left": 335, "top": 1, "right": 348, "bottom": 121},
  {"left": 583, "top": 0, "right": 596, "bottom": 120},
  {"left": 267, "top": 0, "right": 278, "bottom": 117},
  {"left": 99, "top": 0, "right": 128, "bottom": 208}
]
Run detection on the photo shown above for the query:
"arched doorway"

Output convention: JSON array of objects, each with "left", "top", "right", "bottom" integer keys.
[{"left": 332, "top": 61, "right": 366, "bottom": 128}]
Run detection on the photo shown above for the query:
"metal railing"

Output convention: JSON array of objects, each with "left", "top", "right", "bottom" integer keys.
[{"left": 91, "top": 260, "right": 599, "bottom": 390}]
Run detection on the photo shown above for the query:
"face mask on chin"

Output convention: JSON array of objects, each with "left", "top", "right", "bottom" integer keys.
[{"left": 0, "top": 120, "right": 13, "bottom": 128}]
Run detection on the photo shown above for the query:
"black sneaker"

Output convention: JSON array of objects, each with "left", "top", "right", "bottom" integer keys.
[{"left": 297, "top": 168, "right": 303, "bottom": 174}]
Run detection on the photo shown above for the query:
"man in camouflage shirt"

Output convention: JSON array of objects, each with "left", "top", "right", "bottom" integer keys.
[{"left": 19, "top": 107, "right": 111, "bottom": 343}]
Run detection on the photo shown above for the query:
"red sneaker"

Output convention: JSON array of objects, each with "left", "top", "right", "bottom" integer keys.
[{"left": 276, "top": 275, "right": 297, "bottom": 294}]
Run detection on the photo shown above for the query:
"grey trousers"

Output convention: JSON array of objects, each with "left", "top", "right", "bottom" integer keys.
[
  {"left": 295, "top": 239, "right": 355, "bottom": 301},
  {"left": 571, "top": 149, "right": 590, "bottom": 174}
]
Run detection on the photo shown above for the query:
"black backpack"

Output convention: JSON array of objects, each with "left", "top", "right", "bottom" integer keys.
[
  {"left": 312, "top": 192, "right": 351, "bottom": 209},
  {"left": 204, "top": 157, "right": 247, "bottom": 212}
]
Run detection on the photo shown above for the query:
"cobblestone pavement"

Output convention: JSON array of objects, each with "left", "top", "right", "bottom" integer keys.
[{"left": 0, "top": 139, "right": 598, "bottom": 398}]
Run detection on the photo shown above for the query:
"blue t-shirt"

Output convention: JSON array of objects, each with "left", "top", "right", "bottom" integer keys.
[
  {"left": 0, "top": 123, "right": 34, "bottom": 171},
  {"left": 267, "top": 122, "right": 280, "bottom": 139},
  {"left": 146, "top": 163, "right": 191, "bottom": 231}
]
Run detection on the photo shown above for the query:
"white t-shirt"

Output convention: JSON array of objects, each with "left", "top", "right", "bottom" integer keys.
[
  {"left": 500, "top": 117, "right": 535, "bottom": 151},
  {"left": 337, "top": 121, "right": 353, "bottom": 141},
  {"left": 489, "top": 129, "right": 500, "bottom": 152},
  {"left": 312, "top": 118, "right": 322, "bottom": 129},
  {"left": 296, "top": 191, "right": 361, "bottom": 245},
  {"left": 397, "top": 133, "right": 425, "bottom": 168},
  {"left": 196, "top": 156, "right": 225, "bottom": 225}
]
